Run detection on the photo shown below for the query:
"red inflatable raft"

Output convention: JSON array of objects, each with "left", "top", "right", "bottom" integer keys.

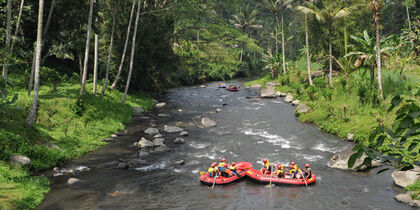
[
  {"left": 245, "top": 168, "right": 316, "bottom": 185},
  {"left": 200, "top": 162, "right": 252, "bottom": 186},
  {"left": 226, "top": 85, "right": 239, "bottom": 91}
]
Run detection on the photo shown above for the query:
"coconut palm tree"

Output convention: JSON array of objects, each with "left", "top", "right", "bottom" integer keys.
[
  {"left": 368, "top": 0, "right": 384, "bottom": 99},
  {"left": 80, "top": 0, "right": 95, "bottom": 95},
  {"left": 230, "top": 5, "right": 262, "bottom": 62},
  {"left": 26, "top": 0, "right": 44, "bottom": 127},
  {"left": 2, "top": 0, "right": 12, "bottom": 94},
  {"left": 296, "top": 0, "right": 353, "bottom": 87},
  {"left": 101, "top": 2, "right": 117, "bottom": 98},
  {"left": 261, "top": 0, "right": 281, "bottom": 55}
]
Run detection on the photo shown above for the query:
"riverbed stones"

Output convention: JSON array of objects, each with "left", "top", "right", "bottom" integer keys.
[
  {"left": 216, "top": 108, "right": 223, "bottom": 113},
  {"left": 200, "top": 84, "right": 207, "bottom": 88},
  {"left": 164, "top": 125, "right": 184, "bottom": 133},
  {"left": 391, "top": 166, "right": 420, "bottom": 188},
  {"left": 285, "top": 94, "right": 293, "bottom": 103},
  {"left": 152, "top": 138, "right": 165, "bottom": 147},
  {"left": 153, "top": 144, "right": 170, "bottom": 153},
  {"left": 127, "top": 159, "right": 147, "bottom": 168},
  {"left": 67, "top": 178, "right": 85, "bottom": 188},
  {"left": 327, "top": 147, "right": 380, "bottom": 171},
  {"left": 260, "top": 86, "right": 276, "bottom": 98},
  {"left": 132, "top": 106, "right": 144, "bottom": 115},
  {"left": 158, "top": 113, "right": 170, "bottom": 118},
  {"left": 155, "top": 102, "right": 166, "bottom": 108},
  {"left": 394, "top": 193, "right": 420, "bottom": 207},
  {"left": 138, "top": 137, "right": 153, "bottom": 148},
  {"left": 295, "top": 103, "right": 309, "bottom": 115},
  {"left": 144, "top": 127, "right": 159, "bottom": 135},
  {"left": 174, "top": 160, "right": 185, "bottom": 165},
  {"left": 154, "top": 133, "right": 164, "bottom": 138},
  {"left": 139, "top": 150, "right": 150, "bottom": 158},
  {"left": 347, "top": 133, "right": 354, "bottom": 141},
  {"left": 174, "top": 137, "right": 185, "bottom": 144},
  {"left": 9, "top": 155, "right": 31, "bottom": 167},
  {"left": 179, "top": 131, "right": 189, "bottom": 136},
  {"left": 99, "top": 161, "right": 118, "bottom": 169},
  {"left": 291, "top": 100, "right": 300, "bottom": 106},
  {"left": 202, "top": 117, "right": 217, "bottom": 127}
]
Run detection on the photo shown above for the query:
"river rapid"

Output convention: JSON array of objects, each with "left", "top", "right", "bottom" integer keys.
[{"left": 37, "top": 81, "right": 408, "bottom": 210}]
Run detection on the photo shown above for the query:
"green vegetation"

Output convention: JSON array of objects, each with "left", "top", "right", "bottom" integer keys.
[
  {"left": 0, "top": 82, "right": 154, "bottom": 209},
  {"left": 406, "top": 180, "right": 420, "bottom": 200}
]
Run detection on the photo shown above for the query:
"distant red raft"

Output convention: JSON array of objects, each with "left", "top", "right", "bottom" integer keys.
[
  {"left": 226, "top": 85, "right": 239, "bottom": 91},
  {"left": 200, "top": 162, "right": 252, "bottom": 186},
  {"left": 246, "top": 168, "right": 316, "bottom": 185}
]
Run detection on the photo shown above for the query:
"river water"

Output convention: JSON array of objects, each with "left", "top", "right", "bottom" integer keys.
[{"left": 37, "top": 82, "right": 408, "bottom": 210}]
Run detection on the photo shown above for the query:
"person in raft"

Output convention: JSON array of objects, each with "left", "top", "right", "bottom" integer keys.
[
  {"left": 208, "top": 162, "right": 219, "bottom": 178},
  {"left": 229, "top": 162, "right": 237, "bottom": 175},
  {"left": 218, "top": 158, "right": 231, "bottom": 177},
  {"left": 261, "top": 159, "right": 273, "bottom": 175},
  {"left": 302, "top": 164, "right": 312, "bottom": 178},
  {"left": 274, "top": 163, "right": 284, "bottom": 178}
]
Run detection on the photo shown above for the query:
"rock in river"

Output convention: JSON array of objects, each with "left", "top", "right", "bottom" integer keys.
[
  {"left": 179, "top": 131, "right": 189, "bottom": 136},
  {"left": 202, "top": 117, "right": 217, "bottom": 127},
  {"left": 295, "top": 103, "right": 309, "bottom": 115},
  {"left": 155, "top": 102, "right": 166, "bottom": 108},
  {"left": 285, "top": 94, "right": 293, "bottom": 103},
  {"left": 291, "top": 100, "right": 300, "bottom": 106},
  {"left": 174, "top": 137, "right": 185, "bottom": 144},
  {"left": 138, "top": 137, "right": 153, "bottom": 148},
  {"left": 391, "top": 166, "right": 420, "bottom": 188},
  {"left": 164, "top": 125, "right": 184, "bottom": 133},
  {"left": 67, "top": 178, "right": 85, "bottom": 188},
  {"left": 152, "top": 138, "right": 165, "bottom": 147},
  {"left": 144, "top": 127, "right": 159, "bottom": 135},
  {"left": 139, "top": 150, "right": 150, "bottom": 158},
  {"left": 153, "top": 144, "right": 170, "bottom": 153},
  {"left": 327, "top": 147, "right": 380, "bottom": 171}
]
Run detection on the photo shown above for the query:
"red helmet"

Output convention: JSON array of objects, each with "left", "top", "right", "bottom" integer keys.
[
  {"left": 291, "top": 161, "right": 295, "bottom": 165},
  {"left": 277, "top": 163, "right": 282, "bottom": 168},
  {"left": 263, "top": 159, "right": 268, "bottom": 163},
  {"left": 211, "top": 162, "right": 217, "bottom": 167},
  {"left": 290, "top": 165, "right": 293, "bottom": 169},
  {"left": 231, "top": 162, "right": 236, "bottom": 166},
  {"left": 221, "top": 158, "right": 226, "bottom": 162},
  {"left": 305, "top": 164, "right": 310, "bottom": 168}
]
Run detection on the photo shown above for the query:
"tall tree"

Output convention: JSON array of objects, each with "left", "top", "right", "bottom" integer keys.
[
  {"left": 2, "top": 0, "right": 12, "bottom": 94},
  {"left": 121, "top": 0, "right": 141, "bottom": 103},
  {"left": 80, "top": 0, "right": 95, "bottom": 94},
  {"left": 261, "top": 0, "right": 281, "bottom": 54},
  {"left": 93, "top": 34, "right": 98, "bottom": 94},
  {"left": 369, "top": 0, "right": 384, "bottom": 99},
  {"left": 111, "top": 0, "right": 136, "bottom": 90},
  {"left": 26, "top": 0, "right": 44, "bottom": 127},
  {"left": 101, "top": 2, "right": 117, "bottom": 98},
  {"left": 10, "top": 0, "right": 25, "bottom": 51},
  {"left": 403, "top": 0, "right": 414, "bottom": 30},
  {"left": 296, "top": 0, "right": 314, "bottom": 86},
  {"left": 279, "top": 0, "right": 293, "bottom": 74},
  {"left": 297, "top": 0, "right": 353, "bottom": 87}
]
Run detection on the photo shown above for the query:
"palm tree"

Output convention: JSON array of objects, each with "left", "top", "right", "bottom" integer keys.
[
  {"left": 297, "top": 0, "right": 353, "bottom": 87},
  {"left": 368, "top": 0, "right": 384, "bottom": 99},
  {"left": 296, "top": 0, "right": 315, "bottom": 86},
  {"left": 26, "top": 0, "right": 44, "bottom": 127},
  {"left": 111, "top": 0, "right": 136, "bottom": 90},
  {"left": 229, "top": 5, "right": 262, "bottom": 62},
  {"left": 101, "top": 3, "right": 117, "bottom": 98},
  {"left": 121, "top": 0, "right": 141, "bottom": 103},
  {"left": 261, "top": 0, "right": 281, "bottom": 54},
  {"left": 2, "top": 0, "right": 12, "bottom": 94},
  {"left": 279, "top": 0, "right": 293, "bottom": 74},
  {"left": 80, "top": 0, "right": 95, "bottom": 95},
  {"left": 332, "top": 28, "right": 354, "bottom": 86},
  {"left": 93, "top": 34, "right": 98, "bottom": 94},
  {"left": 10, "top": 0, "right": 25, "bottom": 51}
]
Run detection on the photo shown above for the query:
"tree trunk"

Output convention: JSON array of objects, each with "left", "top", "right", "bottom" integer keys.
[
  {"left": 111, "top": 0, "right": 136, "bottom": 89},
  {"left": 121, "top": 0, "right": 141, "bottom": 103},
  {"left": 26, "top": 0, "right": 44, "bottom": 127},
  {"left": 10, "top": 0, "right": 25, "bottom": 51},
  {"left": 274, "top": 13, "right": 279, "bottom": 54},
  {"left": 80, "top": 0, "right": 95, "bottom": 95},
  {"left": 281, "top": 10, "right": 286, "bottom": 74},
  {"left": 376, "top": 19, "right": 383, "bottom": 99},
  {"left": 27, "top": 54, "right": 35, "bottom": 96},
  {"left": 2, "top": 0, "right": 12, "bottom": 94},
  {"left": 328, "top": 24, "right": 333, "bottom": 87},
  {"left": 305, "top": 13, "right": 313, "bottom": 86},
  {"left": 406, "top": 5, "right": 411, "bottom": 30},
  {"left": 101, "top": 4, "right": 117, "bottom": 98},
  {"left": 79, "top": 52, "right": 83, "bottom": 81},
  {"left": 240, "top": 48, "right": 243, "bottom": 62},
  {"left": 43, "top": 0, "right": 55, "bottom": 36},
  {"left": 93, "top": 34, "right": 98, "bottom": 94}
]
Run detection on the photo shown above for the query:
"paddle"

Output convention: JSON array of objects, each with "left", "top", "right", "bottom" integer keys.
[
  {"left": 269, "top": 164, "right": 273, "bottom": 187},
  {"left": 211, "top": 174, "right": 218, "bottom": 189},
  {"left": 300, "top": 170, "right": 308, "bottom": 186}
]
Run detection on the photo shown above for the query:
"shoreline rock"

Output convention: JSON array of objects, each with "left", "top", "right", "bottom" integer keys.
[
  {"left": 327, "top": 147, "right": 381, "bottom": 171},
  {"left": 391, "top": 166, "right": 420, "bottom": 188}
]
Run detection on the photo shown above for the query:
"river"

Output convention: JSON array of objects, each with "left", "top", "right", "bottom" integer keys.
[{"left": 37, "top": 81, "right": 408, "bottom": 210}]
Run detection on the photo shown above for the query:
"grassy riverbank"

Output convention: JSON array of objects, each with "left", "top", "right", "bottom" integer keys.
[{"left": 0, "top": 83, "right": 154, "bottom": 209}]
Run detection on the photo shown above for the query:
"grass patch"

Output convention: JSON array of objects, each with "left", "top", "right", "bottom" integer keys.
[
  {"left": 0, "top": 82, "right": 154, "bottom": 209},
  {"left": 406, "top": 180, "right": 420, "bottom": 200}
]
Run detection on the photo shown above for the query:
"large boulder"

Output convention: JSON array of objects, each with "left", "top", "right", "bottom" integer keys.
[
  {"left": 291, "top": 100, "right": 300, "bottom": 106},
  {"left": 394, "top": 193, "right": 420, "bottom": 207},
  {"left": 285, "top": 94, "right": 293, "bottom": 103},
  {"left": 202, "top": 117, "right": 217, "bottom": 127},
  {"left": 155, "top": 102, "right": 166, "bottom": 108},
  {"left": 144, "top": 127, "right": 159, "bottom": 135},
  {"left": 152, "top": 138, "right": 165, "bottom": 147},
  {"left": 138, "top": 137, "right": 153, "bottom": 148},
  {"left": 391, "top": 166, "right": 420, "bottom": 188},
  {"left": 295, "top": 103, "right": 309, "bottom": 115},
  {"left": 164, "top": 125, "right": 184, "bottom": 133},
  {"left": 261, "top": 82, "right": 278, "bottom": 98},
  {"left": 9, "top": 155, "right": 31, "bottom": 167},
  {"left": 327, "top": 147, "right": 380, "bottom": 171},
  {"left": 153, "top": 144, "right": 170, "bottom": 153}
]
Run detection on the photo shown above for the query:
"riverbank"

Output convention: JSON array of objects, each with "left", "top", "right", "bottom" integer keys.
[
  {"left": 244, "top": 68, "right": 420, "bottom": 203},
  {"left": 0, "top": 83, "right": 154, "bottom": 209}
]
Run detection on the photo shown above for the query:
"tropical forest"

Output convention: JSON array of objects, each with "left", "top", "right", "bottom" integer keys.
[{"left": 0, "top": 0, "right": 419, "bottom": 209}]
